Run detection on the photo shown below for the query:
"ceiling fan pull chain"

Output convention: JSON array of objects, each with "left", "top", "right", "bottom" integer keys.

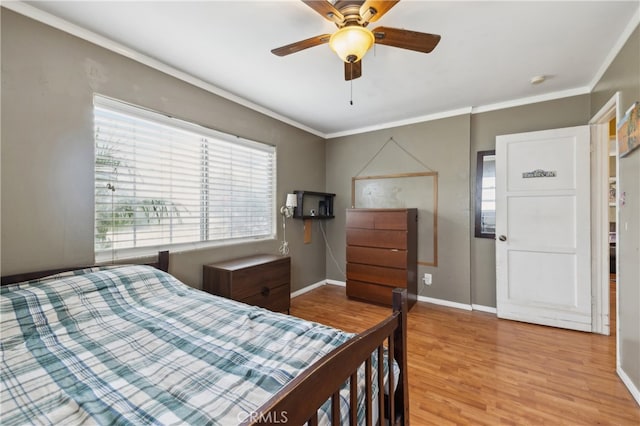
[
  {"left": 350, "top": 80, "right": 353, "bottom": 105},
  {"left": 350, "top": 63, "right": 354, "bottom": 105}
]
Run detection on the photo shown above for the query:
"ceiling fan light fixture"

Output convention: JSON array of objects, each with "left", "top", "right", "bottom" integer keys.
[{"left": 329, "top": 26, "right": 374, "bottom": 63}]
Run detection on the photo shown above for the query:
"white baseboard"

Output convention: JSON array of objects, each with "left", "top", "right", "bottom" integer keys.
[
  {"left": 293, "top": 280, "right": 493, "bottom": 315},
  {"left": 326, "top": 279, "right": 346, "bottom": 287},
  {"left": 617, "top": 366, "right": 640, "bottom": 406},
  {"left": 290, "top": 280, "right": 328, "bottom": 299},
  {"left": 472, "top": 304, "right": 497, "bottom": 314},
  {"left": 417, "top": 295, "right": 472, "bottom": 311},
  {"left": 325, "top": 281, "right": 478, "bottom": 312}
]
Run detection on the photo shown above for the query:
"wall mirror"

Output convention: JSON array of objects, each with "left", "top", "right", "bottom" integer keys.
[{"left": 475, "top": 150, "right": 496, "bottom": 239}]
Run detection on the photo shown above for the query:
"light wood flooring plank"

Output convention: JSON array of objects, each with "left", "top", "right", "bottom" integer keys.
[{"left": 290, "top": 285, "right": 640, "bottom": 425}]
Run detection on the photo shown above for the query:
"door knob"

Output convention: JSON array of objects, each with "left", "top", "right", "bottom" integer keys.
[{"left": 498, "top": 235, "right": 507, "bottom": 241}]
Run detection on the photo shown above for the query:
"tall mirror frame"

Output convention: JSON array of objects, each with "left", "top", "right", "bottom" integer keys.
[{"left": 475, "top": 150, "right": 496, "bottom": 239}]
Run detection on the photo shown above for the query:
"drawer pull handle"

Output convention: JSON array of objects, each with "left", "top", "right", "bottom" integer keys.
[{"left": 261, "top": 287, "right": 271, "bottom": 297}]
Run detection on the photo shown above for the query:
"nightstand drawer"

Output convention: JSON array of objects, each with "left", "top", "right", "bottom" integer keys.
[
  {"left": 239, "top": 283, "right": 290, "bottom": 313},
  {"left": 227, "top": 261, "right": 289, "bottom": 299}
]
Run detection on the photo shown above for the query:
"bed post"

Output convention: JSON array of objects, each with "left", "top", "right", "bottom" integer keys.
[
  {"left": 157, "top": 251, "right": 169, "bottom": 272},
  {"left": 392, "top": 288, "right": 409, "bottom": 425}
]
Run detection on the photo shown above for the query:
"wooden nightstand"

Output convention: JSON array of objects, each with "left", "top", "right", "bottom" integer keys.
[{"left": 202, "top": 254, "right": 291, "bottom": 313}]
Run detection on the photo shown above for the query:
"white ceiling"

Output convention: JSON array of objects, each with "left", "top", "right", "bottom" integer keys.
[{"left": 13, "top": 1, "right": 640, "bottom": 137}]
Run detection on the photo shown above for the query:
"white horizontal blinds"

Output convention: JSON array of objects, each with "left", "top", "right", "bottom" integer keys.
[
  {"left": 95, "top": 106, "right": 205, "bottom": 251},
  {"left": 94, "top": 96, "right": 275, "bottom": 257},
  {"left": 207, "top": 140, "right": 275, "bottom": 240}
]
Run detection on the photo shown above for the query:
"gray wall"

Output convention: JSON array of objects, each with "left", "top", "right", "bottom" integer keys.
[
  {"left": 0, "top": 9, "right": 327, "bottom": 291},
  {"left": 325, "top": 97, "right": 593, "bottom": 309},
  {"left": 591, "top": 25, "right": 640, "bottom": 400},
  {"left": 469, "top": 95, "right": 591, "bottom": 307},
  {"left": 326, "top": 115, "right": 472, "bottom": 304}
]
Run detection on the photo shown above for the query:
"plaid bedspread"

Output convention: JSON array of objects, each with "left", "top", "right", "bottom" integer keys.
[{"left": 1, "top": 265, "right": 393, "bottom": 425}]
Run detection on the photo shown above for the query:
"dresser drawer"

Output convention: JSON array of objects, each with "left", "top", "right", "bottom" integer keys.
[
  {"left": 346, "top": 209, "right": 409, "bottom": 230},
  {"left": 346, "top": 263, "right": 407, "bottom": 288},
  {"left": 346, "top": 229, "right": 407, "bottom": 249},
  {"left": 371, "top": 211, "right": 409, "bottom": 230},
  {"left": 347, "top": 246, "right": 407, "bottom": 269},
  {"left": 346, "top": 280, "right": 396, "bottom": 306},
  {"left": 346, "top": 210, "right": 375, "bottom": 229}
]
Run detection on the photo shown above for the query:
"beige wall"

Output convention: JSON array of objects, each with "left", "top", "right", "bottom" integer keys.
[
  {"left": 2, "top": 4, "right": 639, "bottom": 400},
  {"left": 326, "top": 97, "right": 593, "bottom": 309},
  {"left": 591, "top": 25, "right": 640, "bottom": 400},
  {"left": 0, "top": 9, "right": 327, "bottom": 291},
  {"left": 326, "top": 115, "right": 472, "bottom": 304}
]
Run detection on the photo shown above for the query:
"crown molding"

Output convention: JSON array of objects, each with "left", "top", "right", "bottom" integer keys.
[
  {"left": 589, "top": 9, "right": 640, "bottom": 90},
  {"left": 471, "top": 87, "right": 592, "bottom": 115},
  {"left": 326, "top": 107, "right": 474, "bottom": 139},
  {"left": 1, "top": 1, "right": 326, "bottom": 138}
]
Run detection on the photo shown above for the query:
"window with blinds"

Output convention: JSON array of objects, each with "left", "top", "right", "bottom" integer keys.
[{"left": 94, "top": 95, "right": 276, "bottom": 261}]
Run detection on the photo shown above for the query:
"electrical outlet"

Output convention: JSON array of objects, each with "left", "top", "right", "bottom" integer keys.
[{"left": 423, "top": 273, "right": 432, "bottom": 286}]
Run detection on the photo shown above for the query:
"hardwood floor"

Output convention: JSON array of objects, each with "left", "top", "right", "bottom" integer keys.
[{"left": 290, "top": 285, "right": 640, "bottom": 425}]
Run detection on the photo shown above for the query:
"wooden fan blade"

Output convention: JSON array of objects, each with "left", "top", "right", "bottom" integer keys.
[
  {"left": 344, "top": 60, "right": 362, "bottom": 81},
  {"left": 302, "top": 1, "right": 344, "bottom": 24},
  {"left": 360, "top": 0, "right": 399, "bottom": 24},
  {"left": 372, "top": 26, "right": 441, "bottom": 53},
  {"left": 271, "top": 34, "right": 331, "bottom": 56}
]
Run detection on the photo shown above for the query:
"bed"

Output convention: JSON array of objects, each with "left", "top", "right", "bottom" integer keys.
[{"left": 1, "top": 252, "right": 409, "bottom": 425}]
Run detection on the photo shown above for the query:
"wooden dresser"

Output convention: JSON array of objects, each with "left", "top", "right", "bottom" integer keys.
[
  {"left": 202, "top": 254, "right": 291, "bottom": 313},
  {"left": 346, "top": 208, "right": 417, "bottom": 308}
]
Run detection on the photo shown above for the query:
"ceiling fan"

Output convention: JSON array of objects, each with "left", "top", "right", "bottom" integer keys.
[{"left": 271, "top": 0, "right": 441, "bottom": 81}]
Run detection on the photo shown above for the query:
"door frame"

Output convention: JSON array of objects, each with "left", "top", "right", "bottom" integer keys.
[{"left": 589, "top": 92, "right": 620, "bottom": 340}]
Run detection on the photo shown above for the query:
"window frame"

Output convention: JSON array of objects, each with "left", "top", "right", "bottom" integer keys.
[
  {"left": 93, "top": 95, "right": 277, "bottom": 262},
  {"left": 474, "top": 149, "right": 496, "bottom": 239}
]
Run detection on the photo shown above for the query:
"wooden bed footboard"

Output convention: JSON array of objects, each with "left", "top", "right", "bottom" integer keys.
[{"left": 243, "top": 288, "right": 410, "bottom": 426}]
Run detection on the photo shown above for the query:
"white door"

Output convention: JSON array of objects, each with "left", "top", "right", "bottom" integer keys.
[{"left": 496, "top": 126, "right": 592, "bottom": 331}]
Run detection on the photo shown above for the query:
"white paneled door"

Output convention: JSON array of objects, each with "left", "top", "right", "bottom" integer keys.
[{"left": 496, "top": 126, "right": 592, "bottom": 331}]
